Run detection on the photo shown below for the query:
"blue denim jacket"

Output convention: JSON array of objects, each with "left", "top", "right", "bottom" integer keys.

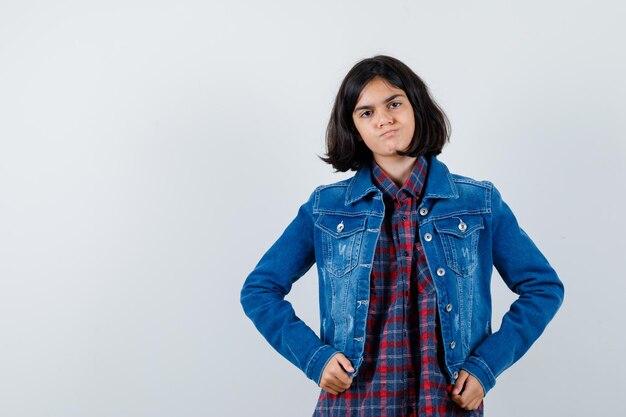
[{"left": 241, "top": 155, "right": 564, "bottom": 394}]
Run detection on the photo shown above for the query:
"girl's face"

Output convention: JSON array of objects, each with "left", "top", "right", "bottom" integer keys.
[{"left": 352, "top": 76, "right": 416, "bottom": 166}]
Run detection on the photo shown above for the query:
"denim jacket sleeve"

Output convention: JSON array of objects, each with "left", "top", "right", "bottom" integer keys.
[
  {"left": 240, "top": 191, "right": 339, "bottom": 385},
  {"left": 460, "top": 183, "right": 565, "bottom": 393}
]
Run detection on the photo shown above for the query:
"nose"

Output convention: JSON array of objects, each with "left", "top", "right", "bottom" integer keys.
[{"left": 376, "top": 109, "right": 393, "bottom": 127}]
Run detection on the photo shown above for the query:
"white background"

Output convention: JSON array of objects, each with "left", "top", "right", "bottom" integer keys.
[{"left": 1, "top": 1, "right": 625, "bottom": 416}]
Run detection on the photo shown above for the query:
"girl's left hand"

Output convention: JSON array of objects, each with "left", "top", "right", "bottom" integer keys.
[{"left": 450, "top": 370, "right": 485, "bottom": 410}]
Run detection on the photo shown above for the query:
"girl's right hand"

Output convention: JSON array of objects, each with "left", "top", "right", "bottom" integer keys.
[{"left": 319, "top": 353, "right": 355, "bottom": 395}]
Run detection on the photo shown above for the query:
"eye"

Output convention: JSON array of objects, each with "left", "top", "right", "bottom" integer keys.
[
  {"left": 360, "top": 110, "right": 372, "bottom": 118},
  {"left": 389, "top": 102, "right": 401, "bottom": 109}
]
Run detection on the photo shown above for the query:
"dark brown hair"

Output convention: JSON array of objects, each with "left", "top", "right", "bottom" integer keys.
[{"left": 320, "top": 55, "right": 450, "bottom": 172}]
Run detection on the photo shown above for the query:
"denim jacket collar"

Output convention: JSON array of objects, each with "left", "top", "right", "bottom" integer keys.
[{"left": 345, "top": 154, "right": 459, "bottom": 205}]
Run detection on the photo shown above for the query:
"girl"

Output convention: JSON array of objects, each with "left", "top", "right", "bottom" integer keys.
[{"left": 241, "top": 55, "right": 564, "bottom": 416}]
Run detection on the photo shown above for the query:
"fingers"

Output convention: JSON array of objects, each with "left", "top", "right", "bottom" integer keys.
[
  {"left": 335, "top": 353, "right": 355, "bottom": 373},
  {"left": 327, "top": 371, "right": 352, "bottom": 390},
  {"left": 451, "top": 370, "right": 469, "bottom": 395},
  {"left": 319, "top": 353, "right": 354, "bottom": 395},
  {"left": 467, "top": 398, "right": 483, "bottom": 410},
  {"left": 450, "top": 371, "right": 485, "bottom": 410},
  {"left": 451, "top": 394, "right": 483, "bottom": 411},
  {"left": 323, "top": 376, "right": 350, "bottom": 394},
  {"left": 320, "top": 373, "right": 352, "bottom": 394}
]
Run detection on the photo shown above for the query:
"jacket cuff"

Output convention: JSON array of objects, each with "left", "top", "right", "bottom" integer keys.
[
  {"left": 461, "top": 355, "right": 497, "bottom": 394},
  {"left": 305, "top": 345, "right": 339, "bottom": 385}
]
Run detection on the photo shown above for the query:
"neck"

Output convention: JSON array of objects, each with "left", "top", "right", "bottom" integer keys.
[{"left": 374, "top": 156, "right": 418, "bottom": 187}]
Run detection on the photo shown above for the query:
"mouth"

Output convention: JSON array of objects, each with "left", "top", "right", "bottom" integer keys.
[{"left": 380, "top": 129, "right": 398, "bottom": 137}]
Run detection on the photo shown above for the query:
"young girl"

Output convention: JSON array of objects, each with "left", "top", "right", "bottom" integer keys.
[{"left": 241, "top": 55, "right": 564, "bottom": 416}]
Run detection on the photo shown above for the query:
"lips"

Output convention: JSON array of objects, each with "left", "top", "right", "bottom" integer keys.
[{"left": 381, "top": 129, "right": 398, "bottom": 137}]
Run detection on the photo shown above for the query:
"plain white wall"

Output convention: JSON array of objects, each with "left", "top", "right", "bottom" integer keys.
[{"left": 1, "top": 0, "right": 625, "bottom": 416}]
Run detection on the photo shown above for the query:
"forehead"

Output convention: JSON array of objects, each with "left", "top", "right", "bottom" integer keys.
[{"left": 356, "top": 77, "right": 405, "bottom": 104}]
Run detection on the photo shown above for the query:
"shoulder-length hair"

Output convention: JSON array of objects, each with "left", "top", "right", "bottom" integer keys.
[{"left": 321, "top": 55, "right": 450, "bottom": 172}]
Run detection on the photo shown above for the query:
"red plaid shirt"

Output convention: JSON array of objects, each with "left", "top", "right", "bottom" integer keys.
[{"left": 313, "top": 156, "right": 483, "bottom": 417}]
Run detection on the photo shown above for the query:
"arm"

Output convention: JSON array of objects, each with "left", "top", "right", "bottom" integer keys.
[
  {"left": 460, "top": 183, "right": 565, "bottom": 394},
  {"left": 240, "top": 191, "right": 338, "bottom": 384}
]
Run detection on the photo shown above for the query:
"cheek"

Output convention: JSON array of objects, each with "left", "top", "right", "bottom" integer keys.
[
  {"left": 353, "top": 119, "right": 368, "bottom": 138},
  {"left": 404, "top": 112, "right": 416, "bottom": 131},
  {"left": 408, "top": 117, "right": 416, "bottom": 132}
]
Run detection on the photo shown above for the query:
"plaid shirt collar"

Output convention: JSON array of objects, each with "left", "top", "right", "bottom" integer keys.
[
  {"left": 346, "top": 154, "right": 455, "bottom": 205},
  {"left": 371, "top": 155, "right": 429, "bottom": 203}
]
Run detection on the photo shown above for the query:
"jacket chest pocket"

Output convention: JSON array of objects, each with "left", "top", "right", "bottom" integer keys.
[
  {"left": 434, "top": 214, "right": 484, "bottom": 277},
  {"left": 315, "top": 214, "right": 366, "bottom": 277}
]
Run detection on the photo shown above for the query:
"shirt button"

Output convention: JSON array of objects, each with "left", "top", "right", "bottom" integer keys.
[
  {"left": 419, "top": 207, "right": 428, "bottom": 216},
  {"left": 445, "top": 303, "right": 453, "bottom": 312},
  {"left": 458, "top": 221, "right": 467, "bottom": 232},
  {"left": 336, "top": 221, "right": 344, "bottom": 232},
  {"left": 450, "top": 341, "right": 456, "bottom": 349},
  {"left": 453, "top": 371, "right": 459, "bottom": 379},
  {"left": 424, "top": 233, "right": 432, "bottom": 242},
  {"left": 436, "top": 267, "right": 446, "bottom": 277}
]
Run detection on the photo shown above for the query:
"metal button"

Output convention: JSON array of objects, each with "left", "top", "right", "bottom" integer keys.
[
  {"left": 419, "top": 207, "right": 428, "bottom": 216},
  {"left": 436, "top": 267, "right": 446, "bottom": 277},
  {"left": 453, "top": 371, "right": 459, "bottom": 379},
  {"left": 424, "top": 233, "right": 432, "bottom": 242},
  {"left": 445, "top": 304, "right": 453, "bottom": 312},
  {"left": 458, "top": 220, "right": 467, "bottom": 232},
  {"left": 336, "top": 221, "right": 344, "bottom": 232},
  {"left": 450, "top": 341, "right": 456, "bottom": 349}
]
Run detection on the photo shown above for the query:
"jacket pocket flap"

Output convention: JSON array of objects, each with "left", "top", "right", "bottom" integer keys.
[
  {"left": 434, "top": 214, "right": 484, "bottom": 238},
  {"left": 315, "top": 214, "right": 366, "bottom": 238}
]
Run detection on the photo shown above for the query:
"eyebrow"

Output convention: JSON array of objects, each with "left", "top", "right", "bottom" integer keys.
[{"left": 353, "top": 94, "right": 405, "bottom": 113}]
